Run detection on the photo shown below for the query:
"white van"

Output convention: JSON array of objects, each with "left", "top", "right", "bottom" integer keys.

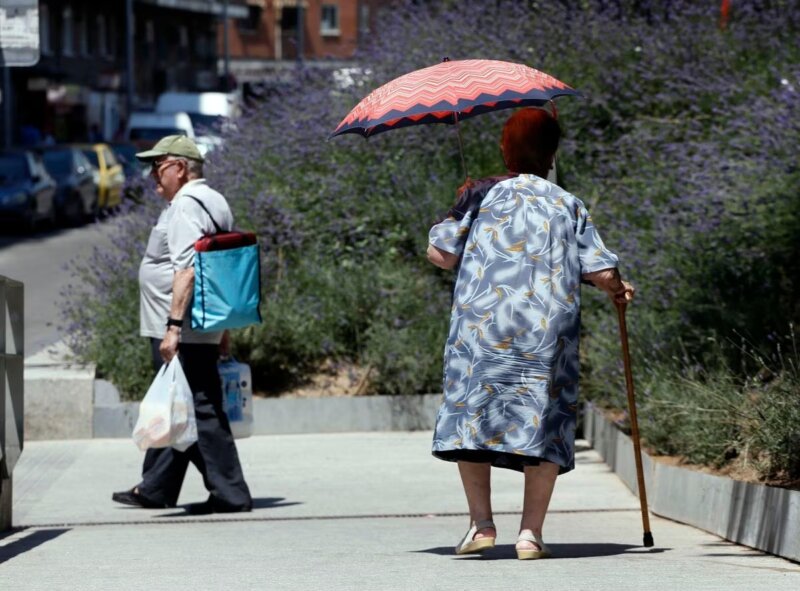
[
  {"left": 155, "top": 92, "right": 237, "bottom": 130},
  {"left": 155, "top": 92, "right": 237, "bottom": 155},
  {"left": 126, "top": 111, "right": 195, "bottom": 150}
]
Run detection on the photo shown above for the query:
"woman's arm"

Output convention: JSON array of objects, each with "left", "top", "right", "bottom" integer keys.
[
  {"left": 582, "top": 267, "right": 635, "bottom": 304},
  {"left": 427, "top": 244, "right": 460, "bottom": 270}
]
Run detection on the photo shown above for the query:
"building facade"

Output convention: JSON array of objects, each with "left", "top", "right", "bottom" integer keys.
[
  {"left": 1, "top": 0, "right": 384, "bottom": 145},
  {"left": 219, "top": 0, "right": 385, "bottom": 85},
  {"left": 4, "top": 0, "right": 245, "bottom": 145}
]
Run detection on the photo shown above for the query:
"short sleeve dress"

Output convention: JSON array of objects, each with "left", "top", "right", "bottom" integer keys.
[{"left": 429, "top": 174, "right": 619, "bottom": 474}]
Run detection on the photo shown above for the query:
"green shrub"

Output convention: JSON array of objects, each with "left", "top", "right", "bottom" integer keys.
[
  {"left": 230, "top": 253, "right": 451, "bottom": 394},
  {"left": 610, "top": 329, "right": 800, "bottom": 481},
  {"left": 362, "top": 263, "right": 451, "bottom": 395},
  {"left": 60, "top": 196, "right": 160, "bottom": 400}
]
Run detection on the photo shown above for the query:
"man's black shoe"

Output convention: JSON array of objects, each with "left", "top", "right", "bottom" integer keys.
[
  {"left": 111, "top": 488, "right": 171, "bottom": 509},
  {"left": 185, "top": 498, "right": 252, "bottom": 515}
]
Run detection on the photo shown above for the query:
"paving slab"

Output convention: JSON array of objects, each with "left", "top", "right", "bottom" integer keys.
[
  {"left": 4, "top": 432, "right": 799, "bottom": 590},
  {"left": 11, "top": 433, "right": 637, "bottom": 526}
]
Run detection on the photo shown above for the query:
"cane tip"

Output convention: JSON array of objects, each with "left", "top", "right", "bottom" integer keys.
[{"left": 643, "top": 532, "right": 654, "bottom": 547}]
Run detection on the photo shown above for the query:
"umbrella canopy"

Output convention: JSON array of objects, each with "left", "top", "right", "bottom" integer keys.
[{"left": 331, "top": 59, "right": 579, "bottom": 138}]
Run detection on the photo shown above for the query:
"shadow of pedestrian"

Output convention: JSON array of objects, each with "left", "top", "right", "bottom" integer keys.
[
  {"left": 0, "top": 528, "right": 71, "bottom": 565},
  {"left": 413, "top": 543, "right": 670, "bottom": 560},
  {"left": 250, "top": 497, "right": 302, "bottom": 510},
  {"left": 153, "top": 496, "right": 303, "bottom": 518}
]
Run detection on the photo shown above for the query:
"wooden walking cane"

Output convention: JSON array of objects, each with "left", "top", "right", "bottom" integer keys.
[{"left": 616, "top": 301, "right": 654, "bottom": 547}]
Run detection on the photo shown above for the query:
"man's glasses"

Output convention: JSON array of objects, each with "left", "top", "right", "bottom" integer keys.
[{"left": 150, "top": 158, "right": 180, "bottom": 177}]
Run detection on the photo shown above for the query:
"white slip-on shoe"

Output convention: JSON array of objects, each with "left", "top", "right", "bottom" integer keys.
[
  {"left": 516, "top": 530, "right": 551, "bottom": 560},
  {"left": 455, "top": 520, "right": 496, "bottom": 555}
]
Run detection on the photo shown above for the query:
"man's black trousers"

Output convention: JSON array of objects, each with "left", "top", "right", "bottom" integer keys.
[{"left": 137, "top": 339, "right": 252, "bottom": 510}]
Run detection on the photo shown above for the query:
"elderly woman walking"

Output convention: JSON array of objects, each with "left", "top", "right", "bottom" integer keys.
[{"left": 427, "top": 108, "right": 634, "bottom": 559}]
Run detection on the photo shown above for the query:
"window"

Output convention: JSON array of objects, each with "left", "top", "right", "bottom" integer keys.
[
  {"left": 321, "top": 4, "right": 340, "bottom": 36},
  {"left": 62, "top": 7, "right": 74, "bottom": 56},
  {"left": 239, "top": 5, "right": 261, "bottom": 32},
  {"left": 359, "top": 4, "right": 370, "bottom": 37},
  {"left": 108, "top": 18, "right": 118, "bottom": 58},
  {"left": 103, "top": 148, "right": 117, "bottom": 167},
  {"left": 79, "top": 11, "right": 90, "bottom": 56},
  {"left": 0, "top": 154, "right": 30, "bottom": 182},
  {"left": 146, "top": 20, "right": 155, "bottom": 44},
  {"left": 40, "top": 5, "right": 52, "bottom": 55},
  {"left": 97, "top": 15, "right": 107, "bottom": 57}
]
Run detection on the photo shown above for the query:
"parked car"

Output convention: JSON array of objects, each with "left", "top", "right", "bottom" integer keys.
[
  {"left": 109, "top": 143, "right": 140, "bottom": 179},
  {"left": 39, "top": 146, "right": 98, "bottom": 225},
  {"left": 126, "top": 111, "right": 195, "bottom": 151},
  {"left": 0, "top": 149, "right": 57, "bottom": 230},
  {"left": 78, "top": 143, "right": 125, "bottom": 210},
  {"left": 110, "top": 142, "right": 146, "bottom": 202}
]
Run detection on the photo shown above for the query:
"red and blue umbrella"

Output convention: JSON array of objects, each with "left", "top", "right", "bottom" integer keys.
[{"left": 331, "top": 58, "right": 579, "bottom": 138}]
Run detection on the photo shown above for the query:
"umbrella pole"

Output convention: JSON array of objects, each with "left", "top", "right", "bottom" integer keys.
[
  {"left": 453, "top": 113, "right": 469, "bottom": 182},
  {"left": 616, "top": 301, "right": 654, "bottom": 548}
]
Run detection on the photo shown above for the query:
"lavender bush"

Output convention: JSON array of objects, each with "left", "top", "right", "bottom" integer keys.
[
  {"left": 62, "top": 0, "right": 800, "bottom": 479},
  {"left": 60, "top": 184, "right": 162, "bottom": 397}
]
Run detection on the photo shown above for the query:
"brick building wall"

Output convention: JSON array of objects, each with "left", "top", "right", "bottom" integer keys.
[{"left": 221, "top": 0, "right": 384, "bottom": 65}]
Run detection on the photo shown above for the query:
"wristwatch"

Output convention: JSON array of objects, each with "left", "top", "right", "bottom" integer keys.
[{"left": 166, "top": 317, "right": 184, "bottom": 328}]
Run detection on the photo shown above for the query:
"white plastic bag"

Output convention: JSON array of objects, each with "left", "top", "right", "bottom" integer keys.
[{"left": 132, "top": 357, "right": 198, "bottom": 452}]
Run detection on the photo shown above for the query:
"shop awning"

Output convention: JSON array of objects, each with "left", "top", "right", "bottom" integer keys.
[
  {"left": 273, "top": 1, "right": 310, "bottom": 9},
  {"left": 137, "top": 0, "right": 249, "bottom": 18}
]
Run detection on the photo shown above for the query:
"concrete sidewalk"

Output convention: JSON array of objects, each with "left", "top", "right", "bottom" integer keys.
[{"left": 3, "top": 432, "right": 799, "bottom": 590}]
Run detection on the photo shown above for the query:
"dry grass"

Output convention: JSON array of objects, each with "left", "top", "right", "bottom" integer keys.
[
  {"left": 255, "top": 359, "right": 374, "bottom": 398},
  {"left": 649, "top": 453, "right": 800, "bottom": 491}
]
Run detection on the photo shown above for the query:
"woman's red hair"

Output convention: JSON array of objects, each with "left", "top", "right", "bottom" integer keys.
[{"left": 501, "top": 108, "right": 561, "bottom": 174}]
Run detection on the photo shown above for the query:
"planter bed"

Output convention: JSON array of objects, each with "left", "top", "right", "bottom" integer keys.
[{"left": 583, "top": 403, "right": 800, "bottom": 563}]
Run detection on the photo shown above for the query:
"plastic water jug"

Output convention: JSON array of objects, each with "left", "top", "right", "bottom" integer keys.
[{"left": 218, "top": 358, "right": 254, "bottom": 439}]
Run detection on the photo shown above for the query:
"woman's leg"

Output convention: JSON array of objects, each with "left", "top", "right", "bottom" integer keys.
[
  {"left": 518, "top": 462, "right": 560, "bottom": 548},
  {"left": 458, "top": 461, "right": 495, "bottom": 539}
]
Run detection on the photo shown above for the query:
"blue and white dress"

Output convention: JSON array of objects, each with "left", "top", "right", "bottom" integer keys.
[{"left": 429, "top": 174, "right": 619, "bottom": 474}]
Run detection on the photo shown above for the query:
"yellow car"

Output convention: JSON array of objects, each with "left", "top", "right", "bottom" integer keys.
[{"left": 78, "top": 143, "right": 126, "bottom": 210}]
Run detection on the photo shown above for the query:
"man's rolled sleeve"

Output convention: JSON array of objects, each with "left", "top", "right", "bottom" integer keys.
[{"left": 167, "top": 201, "right": 206, "bottom": 270}]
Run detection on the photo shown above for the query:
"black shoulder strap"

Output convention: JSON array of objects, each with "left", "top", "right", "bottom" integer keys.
[{"left": 186, "top": 194, "right": 223, "bottom": 234}]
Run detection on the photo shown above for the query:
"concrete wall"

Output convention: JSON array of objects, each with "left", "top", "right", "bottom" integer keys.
[
  {"left": 251, "top": 394, "right": 441, "bottom": 435},
  {"left": 90, "top": 387, "right": 442, "bottom": 438},
  {"left": 25, "top": 366, "right": 95, "bottom": 440},
  {"left": 583, "top": 404, "right": 800, "bottom": 563}
]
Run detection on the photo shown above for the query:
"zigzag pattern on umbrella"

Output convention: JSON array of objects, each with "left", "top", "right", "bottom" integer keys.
[
  {"left": 334, "top": 91, "right": 575, "bottom": 137},
  {"left": 332, "top": 59, "right": 577, "bottom": 137},
  {"left": 344, "top": 61, "right": 570, "bottom": 121}
]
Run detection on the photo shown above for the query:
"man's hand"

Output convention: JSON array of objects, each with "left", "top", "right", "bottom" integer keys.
[
  {"left": 161, "top": 267, "right": 194, "bottom": 363},
  {"left": 160, "top": 326, "right": 181, "bottom": 363}
]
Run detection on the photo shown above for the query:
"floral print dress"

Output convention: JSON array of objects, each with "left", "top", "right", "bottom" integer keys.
[{"left": 429, "top": 174, "right": 619, "bottom": 474}]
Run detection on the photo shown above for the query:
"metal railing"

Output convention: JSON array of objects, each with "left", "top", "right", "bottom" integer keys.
[{"left": 0, "top": 275, "right": 23, "bottom": 531}]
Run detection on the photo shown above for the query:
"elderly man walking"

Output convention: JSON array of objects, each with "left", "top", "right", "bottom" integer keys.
[{"left": 112, "top": 135, "right": 252, "bottom": 514}]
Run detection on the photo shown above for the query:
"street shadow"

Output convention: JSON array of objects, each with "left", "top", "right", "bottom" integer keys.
[
  {"left": 413, "top": 543, "right": 670, "bottom": 560},
  {"left": 0, "top": 223, "right": 69, "bottom": 246},
  {"left": 154, "top": 496, "right": 303, "bottom": 518},
  {"left": 0, "top": 527, "right": 71, "bottom": 565},
  {"left": 0, "top": 214, "right": 110, "bottom": 250}
]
